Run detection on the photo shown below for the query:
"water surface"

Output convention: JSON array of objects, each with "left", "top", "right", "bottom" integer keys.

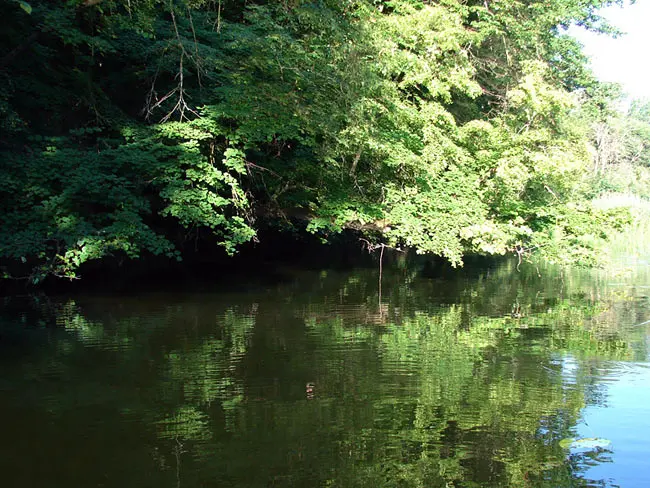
[{"left": 1, "top": 259, "right": 650, "bottom": 487}]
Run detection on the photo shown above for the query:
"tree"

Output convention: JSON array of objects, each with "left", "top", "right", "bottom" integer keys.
[{"left": 0, "top": 0, "right": 638, "bottom": 281}]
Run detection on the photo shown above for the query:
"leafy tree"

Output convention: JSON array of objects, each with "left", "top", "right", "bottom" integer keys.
[{"left": 0, "top": 0, "right": 640, "bottom": 281}]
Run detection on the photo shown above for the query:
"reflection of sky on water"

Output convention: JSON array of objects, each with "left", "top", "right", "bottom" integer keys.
[
  {"left": 570, "top": 361, "right": 650, "bottom": 487},
  {"left": 567, "top": 261, "right": 650, "bottom": 486},
  {"left": 560, "top": 355, "right": 579, "bottom": 381}
]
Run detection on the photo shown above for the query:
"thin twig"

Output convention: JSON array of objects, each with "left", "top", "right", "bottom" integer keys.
[{"left": 379, "top": 243, "right": 385, "bottom": 310}]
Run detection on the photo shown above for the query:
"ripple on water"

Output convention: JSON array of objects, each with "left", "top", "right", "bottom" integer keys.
[{"left": 3, "top": 261, "right": 650, "bottom": 487}]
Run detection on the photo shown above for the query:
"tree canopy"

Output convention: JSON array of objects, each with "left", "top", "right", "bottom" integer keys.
[{"left": 0, "top": 0, "right": 642, "bottom": 281}]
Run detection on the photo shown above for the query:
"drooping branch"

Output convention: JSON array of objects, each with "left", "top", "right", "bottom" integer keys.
[{"left": 142, "top": 3, "right": 204, "bottom": 122}]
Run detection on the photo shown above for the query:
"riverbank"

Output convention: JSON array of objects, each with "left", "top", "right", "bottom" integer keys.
[
  {"left": 1, "top": 223, "right": 510, "bottom": 296},
  {"left": 3, "top": 191, "right": 648, "bottom": 295}
]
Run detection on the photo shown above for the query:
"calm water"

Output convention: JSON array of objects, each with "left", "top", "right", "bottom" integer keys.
[{"left": 2, "top": 259, "right": 650, "bottom": 487}]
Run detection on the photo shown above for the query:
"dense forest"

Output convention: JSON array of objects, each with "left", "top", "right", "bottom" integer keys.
[{"left": 2, "top": 0, "right": 650, "bottom": 283}]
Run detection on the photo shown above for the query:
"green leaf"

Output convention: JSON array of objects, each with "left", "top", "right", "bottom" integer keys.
[{"left": 18, "top": 1, "right": 32, "bottom": 14}]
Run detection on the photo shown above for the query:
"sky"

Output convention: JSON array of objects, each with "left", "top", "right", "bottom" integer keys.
[{"left": 568, "top": 0, "right": 650, "bottom": 100}]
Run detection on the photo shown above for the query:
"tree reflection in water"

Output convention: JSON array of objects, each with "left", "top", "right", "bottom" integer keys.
[{"left": 1, "top": 260, "right": 647, "bottom": 487}]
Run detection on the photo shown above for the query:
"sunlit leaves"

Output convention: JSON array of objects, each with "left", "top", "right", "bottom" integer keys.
[
  {"left": 0, "top": 0, "right": 639, "bottom": 279},
  {"left": 17, "top": 1, "right": 31, "bottom": 14}
]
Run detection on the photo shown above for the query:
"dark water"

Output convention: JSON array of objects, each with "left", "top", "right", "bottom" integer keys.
[{"left": 2, "top": 258, "right": 650, "bottom": 488}]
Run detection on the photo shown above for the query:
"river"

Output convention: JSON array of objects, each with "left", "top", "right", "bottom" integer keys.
[{"left": 1, "top": 257, "right": 649, "bottom": 487}]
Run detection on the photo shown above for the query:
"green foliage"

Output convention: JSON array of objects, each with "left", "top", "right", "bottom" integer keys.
[
  {"left": 579, "top": 88, "right": 650, "bottom": 215},
  {"left": 0, "top": 124, "right": 254, "bottom": 280},
  {"left": 0, "top": 0, "right": 639, "bottom": 280},
  {"left": 16, "top": 1, "right": 31, "bottom": 15}
]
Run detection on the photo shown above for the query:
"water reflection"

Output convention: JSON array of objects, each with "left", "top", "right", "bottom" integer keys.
[{"left": 1, "top": 260, "right": 650, "bottom": 487}]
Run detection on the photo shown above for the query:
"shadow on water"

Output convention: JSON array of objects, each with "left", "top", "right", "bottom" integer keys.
[{"left": 1, "top": 256, "right": 650, "bottom": 487}]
